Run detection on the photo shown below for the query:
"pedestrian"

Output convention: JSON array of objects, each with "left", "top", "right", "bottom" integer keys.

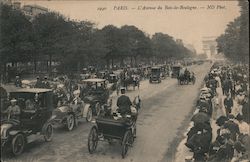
[
  {"left": 224, "top": 94, "right": 234, "bottom": 117},
  {"left": 14, "top": 75, "right": 22, "bottom": 87},
  {"left": 235, "top": 114, "right": 249, "bottom": 135},
  {"left": 222, "top": 78, "right": 231, "bottom": 96},
  {"left": 34, "top": 76, "right": 43, "bottom": 88},
  {"left": 42, "top": 76, "right": 51, "bottom": 89},
  {"left": 242, "top": 95, "right": 250, "bottom": 123},
  {"left": 212, "top": 96, "right": 220, "bottom": 120},
  {"left": 224, "top": 114, "right": 240, "bottom": 141}
]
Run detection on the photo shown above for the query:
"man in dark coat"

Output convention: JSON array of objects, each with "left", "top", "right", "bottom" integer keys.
[
  {"left": 14, "top": 75, "right": 22, "bottom": 87},
  {"left": 117, "top": 88, "right": 132, "bottom": 115},
  {"left": 242, "top": 95, "right": 250, "bottom": 123},
  {"left": 224, "top": 94, "right": 234, "bottom": 117},
  {"left": 222, "top": 78, "right": 231, "bottom": 96},
  {"left": 42, "top": 76, "right": 51, "bottom": 89},
  {"left": 224, "top": 114, "right": 240, "bottom": 141},
  {"left": 34, "top": 76, "right": 44, "bottom": 88}
]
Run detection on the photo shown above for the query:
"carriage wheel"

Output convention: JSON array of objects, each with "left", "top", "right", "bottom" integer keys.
[
  {"left": 121, "top": 130, "right": 132, "bottom": 158},
  {"left": 133, "top": 126, "right": 137, "bottom": 142},
  {"left": 88, "top": 127, "right": 98, "bottom": 154},
  {"left": 44, "top": 123, "right": 53, "bottom": 142},
  {"left": 67, "top": 114, "right": 75, "bottom": 131},
  {"left": 12, "top": 134, "right": 25, "bottom": 156},
  {"left": 86, "top": 107, "right": 93, "bottom": 122}
]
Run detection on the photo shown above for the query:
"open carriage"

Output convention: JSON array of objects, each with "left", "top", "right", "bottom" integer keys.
[{"left": 88, "top": 113, "right": 136, "bottom": 158}]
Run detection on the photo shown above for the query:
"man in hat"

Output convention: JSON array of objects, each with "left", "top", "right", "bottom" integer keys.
[
  {"left": 117, "top": 87, "right": 132, "bottom": 115},
  {"left": 242, "top": 95, "right": 249, "bottom": 123},
  {"left": 34, "top": 76, "right": 43, "bottom": 88},
  {"left": 14, "top": 75, "right": 22, "bottom": 87},
  {"left": 4, "top": 98, "right": 21, "bottom": 120},
  {"left": 42, "top": 76, "right": 51, "bottom": 89},
  {"left": 224, "top": 93, "right": 234, "bottom": 117}
]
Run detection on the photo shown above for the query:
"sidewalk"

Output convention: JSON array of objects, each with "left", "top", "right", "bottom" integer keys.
[{"left": 175, "top": 86, "right": 225, "bottom": 162}]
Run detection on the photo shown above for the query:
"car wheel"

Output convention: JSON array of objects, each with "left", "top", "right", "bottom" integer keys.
[
  {"left": 121, "top": 130, "right": 132, "bottom": 158},
  {"left": 44, "top": 124, "right": 53, "bottom": 142},
  {"left": 12, "top": 134, "right": 25, "bottom": 156},
  {"left": 67, "top": 114, "right": 75, "bottom": 131},
  {"left": 88, "top": 126, "right": 98, "bottom": 154},
  {"left": 95, "top": 102, "right": 101, "bottom": 116},
  {"left": 86, "top": 107, "right": 93, "bottom": 122}
]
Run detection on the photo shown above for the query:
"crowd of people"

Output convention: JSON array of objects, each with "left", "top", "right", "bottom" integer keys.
[{"left": 185, "top": 62, "right": 249, "bottom": 162}]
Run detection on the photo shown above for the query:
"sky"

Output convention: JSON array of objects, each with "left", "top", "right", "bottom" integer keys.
[{"left": 19, "top": 0, "right": 240, "bottom": 53}]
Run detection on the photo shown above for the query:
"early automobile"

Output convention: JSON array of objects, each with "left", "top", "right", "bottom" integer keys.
[
  {"left": 171, "top": 64, "right": 182, "bottom": 78},
  {"left": 81, "top": 78, "right": 110, "bottom": 116},
  {"left": 1, "top": 88, "right": 54, "bottom": 156},
  {"left": 149, "top": 67, "right": 162, "bottom": 83},
  {"left": 51, "top": 97, "right": 93, "bottom": 131},
  {"left": 88, "top": 112, "right": 137, "bottom": 158}
]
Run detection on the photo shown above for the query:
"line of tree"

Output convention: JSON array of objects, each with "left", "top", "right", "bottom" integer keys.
[
  {"left": 216, "top": 0, "right": 249, "bottom": 63},
  {"left": 0, "top": 3, "right": 195, "bottom": 77}
]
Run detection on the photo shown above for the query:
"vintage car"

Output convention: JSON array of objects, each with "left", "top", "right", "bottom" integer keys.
[
  {"left": 51, "top": 98, "right": 93, "bottom": 131},
  {"left": 81, "top": 79, "right": 110, "bottom": 116},
  {"left": 171, "top": 64, "right": 182, "bottom": 78},
  {"left": 149, "top": 67, "right": 162, "bottom": 83},
  {"left": 160, "top": 65, "right": 167, "bottom": 79},
  {"left": 1, "top": 88, "right": 54, "bottom": 156}
]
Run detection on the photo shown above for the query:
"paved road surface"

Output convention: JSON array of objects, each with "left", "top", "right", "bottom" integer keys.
[{"left": 2, "top": 62, "right": 211, "bottom": 162}]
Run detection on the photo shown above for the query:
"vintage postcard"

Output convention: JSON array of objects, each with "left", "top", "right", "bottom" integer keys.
[{"left": 0, "top": 0, "right": 249, "bottom": 162}]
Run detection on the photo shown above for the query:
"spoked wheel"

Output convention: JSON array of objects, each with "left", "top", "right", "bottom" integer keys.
[
  {"left": 44, "top": 123, "right": 53, "bottom": 142},
  {"left": 133, "top": 126, "right": 137, "bottom": 141},
  {"left": 88, "top": 127, "right": 98, "bottom": 154},
  {"left": 95, "top": 102, "right": 101, "bottom": 116},
  {"left": 121, "top": 130, "right": 133, "bottom": 158},
  {"left": 12, "top": 134, "right": 25, "bottom": 156},
  {"left": 67, "top": 114, "right": 75, "bottom": 131},
  {"left": 86, "top": 107, "right": 93, "bottom": 122}
]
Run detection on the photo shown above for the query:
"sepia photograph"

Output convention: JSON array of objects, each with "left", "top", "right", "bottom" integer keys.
[{"left": 0, "top": 0, "right": 249, "bottom": 162}]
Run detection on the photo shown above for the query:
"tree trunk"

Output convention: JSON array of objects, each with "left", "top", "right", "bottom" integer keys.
[
  {"left": 33, "top": 56, "right": 37, "bottom": 74},
  {"left": 130, "top": 56, "right": 133, "bottom": 67},
  {"left": 111, "top": 58, "right": 114, "bottom": 69},
  {"left": 106, "top": 58, "right": 110, "bottom": 70},
  {"left": 3, "top": 63, "right": 7, "bottom": 83},
  {"left": 49, "top": 54, "right": 52, "bottom": 76},
  {"left": 134, "top": 56, "right": 137, "bottom": 67},
  {"left": 120, "top": 57, "right": 124, "bottom": 67}
]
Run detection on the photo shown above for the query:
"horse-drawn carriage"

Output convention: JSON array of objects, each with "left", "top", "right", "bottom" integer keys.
[
  {"left": 88, "top": 112, "right": 137, "bottom": 158},
  {"left": 171, "top": 64, "right": 182, "bottom": 78},
  {"left": 177, "top": 69, "right": 196, "bottom": 85},
  {"left": 120, "top": 72, "right": 140, "bottom": 90}
]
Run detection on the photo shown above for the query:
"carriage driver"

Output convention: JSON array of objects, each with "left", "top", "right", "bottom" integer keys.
[
  {"left": 116, "top": 87, "right": 132, "bottom": 115},
  {"left": 4, "top": 98, "right": 21, "bottom": 120}
]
